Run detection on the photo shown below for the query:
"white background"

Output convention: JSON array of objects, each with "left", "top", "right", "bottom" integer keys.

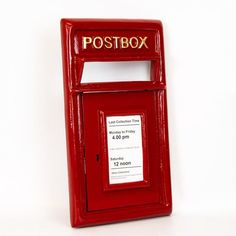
[{"left": 0, "top": 0, "right": 236, "bottom": 235}]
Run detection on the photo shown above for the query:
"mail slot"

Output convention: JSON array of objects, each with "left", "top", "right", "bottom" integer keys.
[{"left": 61, "top": 19, "right": 172, "bottom": 227}]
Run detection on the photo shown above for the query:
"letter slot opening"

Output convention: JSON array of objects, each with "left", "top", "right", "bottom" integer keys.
[{"left": 81, "top": 61, "right": 151, "bottom": 83}]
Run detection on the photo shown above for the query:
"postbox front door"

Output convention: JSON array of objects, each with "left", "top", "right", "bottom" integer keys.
[{"left": 61, "top": 19, "right": 172, "bottom": 227}]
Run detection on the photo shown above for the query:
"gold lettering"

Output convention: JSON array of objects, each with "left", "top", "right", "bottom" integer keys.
[
  {"left": 138, "top": 36, "right": 148, "bottom": 49},
  {"left": 104, "top": 37, "right": 112, "bottom": 48},
  {"left": 112, "top": 37, "right": 120, "bottom": 49},
  {"left": 121, "top": 37, "right": 129, "bottom": 48},
  {"left": 93, "top": 36, "right": 103, "bottom": 49},
  {"left": 129, "top": 37, "right": 139, "bottom": 48},
  {"left": 82, "top": 35, "right": 149, "bottom": 50},
  {"left": 82, "top": 37, "right": 92, "bottom": 49}
]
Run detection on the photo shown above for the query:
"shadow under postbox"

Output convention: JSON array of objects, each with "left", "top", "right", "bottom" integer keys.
[{"left": 61, "top": 19, "right": 172, "bottom": 227}]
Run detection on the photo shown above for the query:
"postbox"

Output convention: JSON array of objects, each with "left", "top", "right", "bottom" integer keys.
[{"left": 61, "top": 19, "right": 172, "bottom": 227}]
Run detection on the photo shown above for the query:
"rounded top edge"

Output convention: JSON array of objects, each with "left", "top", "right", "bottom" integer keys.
[{"left": 60, "top": 18, "right": 162, "bottom": 30}]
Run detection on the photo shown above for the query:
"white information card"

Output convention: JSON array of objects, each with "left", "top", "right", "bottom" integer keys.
[{"left": 106, "top": 115, "right": 144, "bottom": 184}]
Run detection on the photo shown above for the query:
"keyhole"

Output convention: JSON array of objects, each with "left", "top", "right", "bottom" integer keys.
[{"left": 96, "top": 154, "right": 100, "bottom": 162}]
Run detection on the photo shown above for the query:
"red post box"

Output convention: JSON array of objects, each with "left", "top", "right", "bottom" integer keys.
[{"left": 61, "top": 19, "right": 172, "bottom": 227}]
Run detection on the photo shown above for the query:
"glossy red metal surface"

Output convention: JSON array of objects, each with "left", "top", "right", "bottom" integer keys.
[{"left": 61, "top": 19, "right": 172, "bottom": 227}]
